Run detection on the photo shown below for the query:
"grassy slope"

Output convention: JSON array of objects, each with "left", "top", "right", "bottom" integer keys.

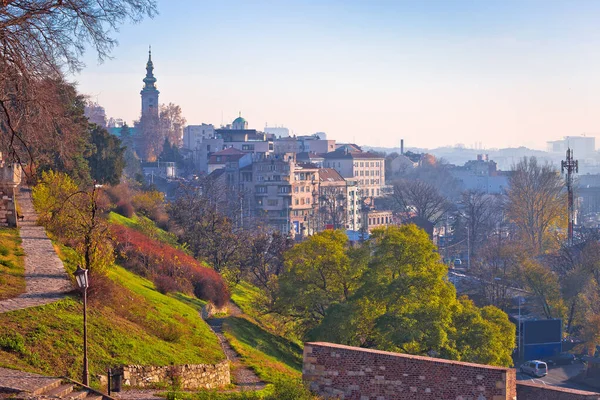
[
  {"left": 0, "top": 263, "right": 223, "bottom": 382},
  {"left": 108, "top": 212, "right": 180, "bottom": 248},
  {"left": 0, "top": 227, "right": 25, "bottom": 300},
  {"left": 224, "top": 282, "right": 303, "bottom": 382}
]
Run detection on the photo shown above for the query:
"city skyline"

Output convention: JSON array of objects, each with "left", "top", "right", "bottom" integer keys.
[{"left": 75, "top": 0, "right": 600, "bottom": 150}]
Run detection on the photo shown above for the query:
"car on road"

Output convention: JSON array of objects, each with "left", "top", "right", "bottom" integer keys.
[
  {"left": 543, "top": 352, "right": 577, "bottom": 366},
  {"left": 520, "top": 360, "right": 548, "bottom": 377},
  {"left": 453, "top": 259, "right": 462, "bottom": 267}
]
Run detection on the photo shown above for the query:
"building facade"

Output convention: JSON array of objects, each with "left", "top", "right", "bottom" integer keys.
[{"left": 323, "top": 145, "right": 386, "bottom": 199}]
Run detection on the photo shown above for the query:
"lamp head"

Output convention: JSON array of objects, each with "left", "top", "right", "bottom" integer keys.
[{"left": 74, "top": 265, "right": 89, "bottom": 289}]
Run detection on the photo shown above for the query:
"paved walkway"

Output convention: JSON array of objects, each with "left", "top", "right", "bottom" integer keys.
[
  {"left": 0, "top": 187, "right": 72, "bottom": 313},
  {"left": 0, "top": 367, "right": 61, "bottom": 394}
]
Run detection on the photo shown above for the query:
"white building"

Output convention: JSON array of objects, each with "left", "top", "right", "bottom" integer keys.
[
  {"left": 547, "top": 136, "right": 596, "bottom": 160},
  {"left": 264, "top": 126, "right": 290, "bottom": 138},
  {"left": 183, "top": 124, "right": 215, "bottom": 151},
  {"left": 323, "top": 144, "right": 386, "bottom": 198}
]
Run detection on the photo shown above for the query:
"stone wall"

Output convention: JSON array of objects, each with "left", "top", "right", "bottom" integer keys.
[
  {"left": 517, "top": 382, "right": 600, "bottom": 400},
  {"left": 303, "top": 342, "right": 516, "bottom": 400},
  {"left": 118, "top": 361, "right": 230, "bottom": 390}
]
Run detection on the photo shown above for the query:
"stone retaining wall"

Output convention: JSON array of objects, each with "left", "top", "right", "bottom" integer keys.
[
  {"left": 517, "top": 381, "right": 600, "bottom": 400},
  {"left": 118, "top": 361, "right": 230, "bottom": 390}
]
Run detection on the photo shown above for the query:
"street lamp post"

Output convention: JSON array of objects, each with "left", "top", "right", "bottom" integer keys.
[{"left": 74, "top": 265, "right": 90, "bottom": 386}]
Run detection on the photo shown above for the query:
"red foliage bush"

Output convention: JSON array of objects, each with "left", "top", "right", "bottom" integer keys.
[
  {"left": 153, "top": 274, "right": 180, "bottom": 294},
  {"left": 111, "top": 224, "right": 230, "bottom": 307}
]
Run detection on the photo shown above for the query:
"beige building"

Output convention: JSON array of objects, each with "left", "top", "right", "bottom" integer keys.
[{"left": 323, "top": 144, "right": 386, "bottom": 199}]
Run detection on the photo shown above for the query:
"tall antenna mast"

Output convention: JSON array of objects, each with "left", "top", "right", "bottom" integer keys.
[{"left": 561, "top": 148, "right": 578, "bottom": 246}]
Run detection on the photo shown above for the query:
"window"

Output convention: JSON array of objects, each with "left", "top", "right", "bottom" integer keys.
[
  {"left": 354, "top": 171, "right": 358, "bottom": 176},
  {"left": 376, "top": 170, "right": 379, "bottom": 176},
  {"left": 216, "top": 156, "right": 221, "bottom": 162},
  {"left": 207, "top": 145, "right": 211, "bottom": 151},
  {"left": 371, "top": 189, "right": 375, "bottom": 196},
  {"left": 360, "top": 162, "right": 364, "bottom": 167},
  {"left": 301, "top": 186, "right": 305, "bottom": 192},
  {"left": 256, "top": 186, "right": 266, "bottom": 193},
  {"left": 301, "top": 198, "right": 305, "bottom": 205},
  {"left": 377, "top": 189, "right": 380, "bottom": 196},
  {"left": 295, "top": 199, "right": 299, "bottom": 205},
  {"left": 300, "top": 173, "right": 305, "bottom": 180},
  {"left": 294, "top": 186, "right": 299, "bottom": 193},
  {"left": 267, "top": 199, "right": 278, "bottom": 206},
  {"left": 242, "top": 144, "right": 255, "bottom": 151},
  {"left": 360, "top": 171, "right": 364, "bottom": 176},
  {"left": 306, "top": 197, "right": 311, "bottom": 204},
  {"left": 294, "top": 210, "right": 299, "bottom": 216}
]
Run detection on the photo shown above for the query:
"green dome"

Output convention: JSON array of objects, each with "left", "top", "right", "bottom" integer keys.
[{"left": 233, "top": 116, "right": 246, "bottom": 124}]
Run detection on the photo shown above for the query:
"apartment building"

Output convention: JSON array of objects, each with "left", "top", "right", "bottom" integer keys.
[
  {"left": 247, "top": 154, "right": 320, "bottom": 237},
  {"left": 323, "top": 144, "right": 386, "bottom": 199}
]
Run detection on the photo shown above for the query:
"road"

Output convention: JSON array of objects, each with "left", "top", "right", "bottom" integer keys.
[{"left": 516, "top": 362, "right": 600, "bottom": 393}]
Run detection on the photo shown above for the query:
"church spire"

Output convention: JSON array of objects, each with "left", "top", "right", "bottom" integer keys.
[{"left": 142, "top": 45, "right": 157, "bottom": 91}]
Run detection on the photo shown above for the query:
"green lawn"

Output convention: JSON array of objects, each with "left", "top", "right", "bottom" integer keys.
[
  {"left": 0, "top": 227, "right": 25, "bottom": 300},
  {"left": 0, "top": 265, "right": 224, "bottom": 383}
]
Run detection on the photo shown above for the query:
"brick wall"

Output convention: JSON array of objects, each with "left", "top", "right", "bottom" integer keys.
[
  {"left": 517, "top": 382, "right": 600, "bottom": 400},
  {"left": 303, "top": 342, "right": 516, "bottom": 400},
  {"left": 118, "top": 361, "right": 230, "bottom": 390}
]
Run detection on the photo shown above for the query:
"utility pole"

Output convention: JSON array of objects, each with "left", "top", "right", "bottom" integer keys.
[{"left": 561, "top": 148, "right": 578, "bottom": 246}]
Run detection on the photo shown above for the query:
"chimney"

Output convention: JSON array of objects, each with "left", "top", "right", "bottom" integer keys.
[{"left": 400, "top": 139, "right": 404, "bottom": 155}]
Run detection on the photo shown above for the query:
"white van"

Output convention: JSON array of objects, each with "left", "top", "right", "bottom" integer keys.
[{"left": 520, "top": 360, "right": 548, "bottom": 377}]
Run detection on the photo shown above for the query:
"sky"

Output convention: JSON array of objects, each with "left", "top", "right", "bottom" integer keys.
[{"left": 75, "top": 0, "right": 600, "bottom": 150}]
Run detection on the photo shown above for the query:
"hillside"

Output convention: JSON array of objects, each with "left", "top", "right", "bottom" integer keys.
[{"left": 0, "top": 260, "right": 223, "bottom": 381}]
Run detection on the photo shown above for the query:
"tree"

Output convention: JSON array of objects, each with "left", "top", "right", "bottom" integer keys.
[
  {"left": 159, "top": 103, "right": 186, "bottom": 148},
  {"left": 167, "top": 182, "right": 248, "bottom": 275},
  {"left": 390, "top": 179, "right": 451, "bottom": 224},
  {"left": 277, "top": 230, "right": 366, "bottom": 336},
  {"left": 86, "top": 124, "right": 125, "bottom": 185},
  {"left": 0, "top": 0, "right": 156, "bottom": 168},
  {"left": 459, "top": 190, "right": 502, "bottom": 261},
  {"left": 506, "top": 157, "right": 567, "bottom": 254},
  {"left": 120, "top": 123, "right": 142, "bottom": 178},
  {"left": 242, "top": 230, "right": 293, "bottom": 302},
  {"left": 32, "top": 171, "right": 114, "bottom": 277},
  {"left": 307, "top": 225, "right": 515, "bottom": 366},
  {"left": 517, "top": 258, "right": 565, "bottom": 320},
  {"left": 318, "top": 191, "right": 346, "bottom": 230}
]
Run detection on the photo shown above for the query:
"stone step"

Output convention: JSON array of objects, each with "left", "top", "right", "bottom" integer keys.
[
  {"left": 84, "top": 394, "right": 103, "bottom": 400},
  {"left": 42, "top": 384, "right": 74, "bottom": 398},
  {"left": 25, "top": 378, "right": 63, "bottom": 396},
  {"left": 64, "top": 389, "right": 90, "bottom": 400}
]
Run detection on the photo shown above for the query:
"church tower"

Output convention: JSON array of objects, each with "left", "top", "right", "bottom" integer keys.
[{"left": 140, "top": 46, "right": 159, "bottom": 118}]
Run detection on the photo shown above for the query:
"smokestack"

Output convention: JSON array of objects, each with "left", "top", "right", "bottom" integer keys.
[{"left": 401, "top": 139, "right": 404, "bottom": 155}]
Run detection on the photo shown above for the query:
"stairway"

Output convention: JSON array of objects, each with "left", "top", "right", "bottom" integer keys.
[{"left": 0, "top": 368, "right": 106, "bottom": 400}]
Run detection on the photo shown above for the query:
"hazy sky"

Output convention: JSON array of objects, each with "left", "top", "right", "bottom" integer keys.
[{"left": 75, "top": 0, "right": 600, "bottom": 150}]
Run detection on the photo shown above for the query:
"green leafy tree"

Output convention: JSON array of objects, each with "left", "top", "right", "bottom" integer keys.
[
  {"left": 86, "top": 124, "right": 125, "bottom": 185},
  {"left": 32, "top": 171, "right": 114, "bottom": 277},
  {"left": 120, "top": 123, "right": 142, "bottom": 178},
  {"left": 277, "top": 230, "right": 366, "bottom": 336},
  {"left": 303, "top": 225, "right": 515, "bottom": 367}
]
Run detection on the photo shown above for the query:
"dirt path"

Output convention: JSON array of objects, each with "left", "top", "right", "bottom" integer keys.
[
  {"left": 205, "top": 303, "right": 265, "bottom": 390},
  {"left": 0, "top": 187, "right": 71, "bottom": 313}
]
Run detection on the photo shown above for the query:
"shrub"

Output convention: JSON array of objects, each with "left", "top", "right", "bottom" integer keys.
[
  {"left": 111, "top": 224, "right": 230, "bottom": 306},
  {"left": 0, "top": 244, "right": 10, "bottom": 257},
  {"left": 154, "top": 275, "right": 180, "bottom": 295}
]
